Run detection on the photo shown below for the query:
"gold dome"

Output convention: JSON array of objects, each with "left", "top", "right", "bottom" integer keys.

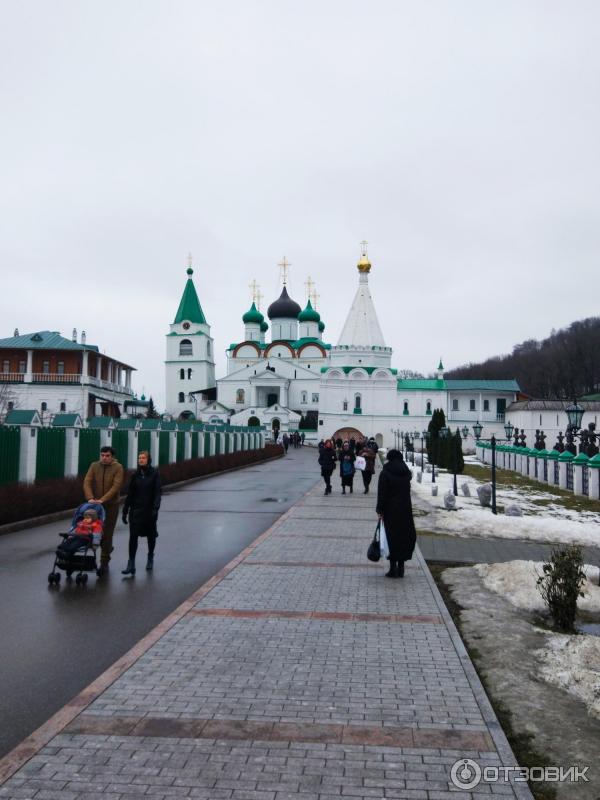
[{"left": 357, "top": 242, "right": 371, "bottom": 273}]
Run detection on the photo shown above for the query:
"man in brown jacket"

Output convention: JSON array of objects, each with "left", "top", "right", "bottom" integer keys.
[{"left": 83, "top": 446, "right": 124, "bottom": 575}]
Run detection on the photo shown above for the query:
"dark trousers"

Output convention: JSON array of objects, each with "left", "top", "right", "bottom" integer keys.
[
  {"left": 322, "top": 470, "right": 333, "bottom": 490},
  {"left": 100, "top": 504, "right": 119, "bottom": 566},
  {"left": 129, "top": 533, "right": 156, "bottom": 561},
  {"left": 361, "top": 471, "right": 373, "bottom": 490}
]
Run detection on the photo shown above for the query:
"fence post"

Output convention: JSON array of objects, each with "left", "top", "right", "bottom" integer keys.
[
  {"left": 184, "top": 432, "right": 192, "bottom": 460},
  {"left": 169, "top": 432, "right": 177, "bottom": 464},
  {"left": 127, "top": 430, "right": 138, "bottom": 468},
  {"left": 150, "top": 431, "right": 160, "bottom": 465},
  {"left": 589, "top": 454, "right": 600, "bottom": 499},
  {"left": 558, "top": 451, "right": 573, "bottom": 490},
  {"left": 19, "top": 426, "right": 38, "bottom": 484},
  {"left": 64, "top": 428, "right": 80, "bottom": 477},
  {"left": 572, "top": 453, "right": 589, "bottom": 496}
]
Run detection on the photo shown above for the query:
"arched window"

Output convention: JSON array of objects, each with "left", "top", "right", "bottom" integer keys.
[
  {"left": 343, "top": 400, "right": 348, "bottom": 411},
  {"left": 41, "top": 401, "right": 47, "bottom": 411},
  {"left": 178, "top": 392, "right": 185, "bottom": 403},
  {"left": 426, "top": 400, "right": 432, "bottom": 415},
  {"left": 207, "top": 340, "right": 211, "bottom": 356},
  {"left": 354, "top": 394, "right": 361, "bottom": 410},
  {"left": 179, "top": 339, "right": 193, "bottom": 356},
  {"left": 187, "top": 368, "right": 193, "bottom": 379},
  {"left": 403, "top": 401, "right": 409, "bottom": 415},
  {"left": 236, "top": 388, "right": 245, "bottom": 404},
  {"left": 301, "top": 391, "right": 308, "bottom": 404},
  {"left": 179, "top": 368, "right": 185, "bottom": 379},
  {"left": 60, "top": 402, "right": 66, "bottom": 412}
]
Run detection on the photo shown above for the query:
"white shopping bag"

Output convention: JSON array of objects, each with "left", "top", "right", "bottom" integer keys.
[
  {"left": 354, "top": 455, "right": 366, "bottom": 471},
  {"left": 380, "top": 520, "right": 390, "bottom": 559}
]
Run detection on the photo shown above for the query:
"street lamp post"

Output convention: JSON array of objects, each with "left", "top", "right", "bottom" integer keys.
[
  {"left": 420, "top": 430, "right": 427, "bottom": 476},
  {"left": 473, "top": 420, "right": 516, "bottom": 515}
]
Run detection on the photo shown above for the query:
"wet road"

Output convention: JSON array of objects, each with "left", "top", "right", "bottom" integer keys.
[{"left": 0, "top": 448, "right": 319, "bottom": 758}]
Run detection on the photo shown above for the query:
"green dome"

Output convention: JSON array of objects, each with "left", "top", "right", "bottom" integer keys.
[
  {"left": 242, "top": 302, "right": 264, "bottom": 325},
  {"left": 318, "top": 320, "right": 325, "bottom": 332},
  {"left": 260, "top": 320, "right": 269, "bottom": 333},
  {"left": 298, "top": 299, "right": 320, "bottom": 323}
]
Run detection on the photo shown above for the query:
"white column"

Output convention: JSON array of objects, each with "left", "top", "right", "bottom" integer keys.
[
  {"left": 280, "top": 384, "right": 288, "bottom": 407},
  {"left": 169, "top": 432, "right": 177, "bottom": 463},
  {"left": 96, "top": 356, "right": 102, "bottom": 379},
  {"left": 100, "top": 430, "right": 112, "bottom": 448},
  {"left": 250, "top": 385, "right": 258, "bottom": 407},
  {"left": 19, "top": 426, "right": 38, "bottom": 483},
  {"left": 127, "top": 431, "right": 138, "bottom": 470},
  {"left": 197, "top": 432, "right": 205, "bottom": 458},
  {"left": 590, "top": 469, "right": 599, "bottom": 500},
  {"left": 150, "top": 431, "right": 160, "bottom": 465},
  {"left": 184, "top": 432, "right": 192, "bottom": 460},
  {"left": 24, "top": 350, "right": 33, "bottom": 383},
  {"left": 573, "top": 465, "right": 584, "bottom": 496},
  {"left": 64, "top": 428, "right": 79, "bottom": 477},
  {"left": 82, "top": 351, "right": 89, "bottom": 378},
  {"left": 558, "top": 461, "right": 568, "bottom": 490}
]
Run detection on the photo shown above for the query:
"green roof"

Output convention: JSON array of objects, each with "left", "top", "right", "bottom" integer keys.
[
  {"left": 87, "top": 416, "right": 114, "bottom": 429},
  {"left": 0, "top": 330, "right": 99, "bottom": 352},
  {"left": 173, "top": 269, "right": 207, "bottom": 325},
  {"left": 298, "top": 299, "right": 320, "bottom": 323},
  {"left": 444, "top": 379, "right": 520, "bottom": 391},
  {"left": 322, "top": 366, "right": 397, "bottom": 375},
  {"left": 51, "top": 413, "right": 82, "bottom": 427},
  {"left": 242, "top": 302, "right": 264, "bottom": 325},
  {"left": 115, "top": 418, "right": 139, "bottom": 429},
  {"left": 581, "top": 392, "right": 600, "bottom": 401},
  {"left": 139, "top": 419, "right": 161, "bottom": 430},
  {"left": 397, "top": 379, "right": 446, "bottom": 390},
  {"left": 4, "top": 409, "right": 41, "bottom": 425}
]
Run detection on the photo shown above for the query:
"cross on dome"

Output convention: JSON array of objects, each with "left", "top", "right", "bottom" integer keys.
[{"left": 278, "top": 256, "right": 291, "bottom": 285}]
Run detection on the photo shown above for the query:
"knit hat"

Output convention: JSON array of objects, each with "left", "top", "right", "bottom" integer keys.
[{"left": 83, "top": 509, "right": 98, "bottom": 520}]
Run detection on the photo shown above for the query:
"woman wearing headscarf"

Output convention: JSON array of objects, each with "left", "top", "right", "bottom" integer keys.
[
  {"left": 375, "top": 449, "right": 416, "bottom": 578},
  {"left": 121, "top": 450, "right": 162, "bottom": 576}
]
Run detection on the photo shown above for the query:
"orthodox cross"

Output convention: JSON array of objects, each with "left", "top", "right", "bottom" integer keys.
[
  {"left": 304, "top": 275, "right": 314, "bottom": 300},
  {"left": 256, "top": 289, "right": 264, "bottom": 310},
  {"left": 249, "top": 279, "right": 260, "bottom": 303},
  {"left": 278, "top": 256, "right": 291, "bottom": 285},
  {"left": 187, "top": 252, "right": 193, "bottom": 268},
  {"left": 310, "top": 289, "right": 320, "bottom": 309},
  {"left": 360, "top": 240, "right": 369, "bottom": 258}
]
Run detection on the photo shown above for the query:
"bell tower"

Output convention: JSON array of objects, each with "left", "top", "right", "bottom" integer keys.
[{"left": 165, "top": 256, "right": 215, "bottom": 418}]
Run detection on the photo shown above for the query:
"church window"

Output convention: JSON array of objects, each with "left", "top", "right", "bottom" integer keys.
[
  {"left": 179, "top": 339, "right": 193, "bottom": 356},
  {"left": 343, "top": 400, "right": 348, "bottom": 411},
  {"left": 178, "top": 392, "right": 185, "bottom": 403},
  {"left": 188, "top": 368, "right": 193, "bottom": 379},
  {"left": 312, "top": 393, "right": 319, "bottom": 403},
  {"left": 470, "top": 399, "right": 476, "bottom": 411},
  {"left": 207, "top": 341, "right": 211, "bottom": 356},
  {"left": 180, "top": 368, "right": 185, "bottom": 379},
  {"left": 354, "top": 394, "right": 361, "bottom": 410},
  {"left": 403, "top": 401, "right": 409, "bottom": 415},
  {"left": 483, "top": 399, "right": 489, "bottom": 412},
  {"left": 7, "top": 401, "right": 14, "bottom": 410},
  {"left": 42, "top": 360, "right": 50, "bottom": 374},
  {"left": 452, "top": 399, "right": 459, "bottom": 411},
  {"left": 41, "top": 402, "right": 47, "bottom": 411},
  {"left": 301, "top": 391, "right": 307, "bottom": 404},
  {"left": 236, "top": 389, "right": 245, "bottom": 404},
  {"left": 57, "top": 361, "right": 64, "bottom": 375},
  {"left": 60, "top": 402, "right": 66, "bottom": 412},
  {"left": 2, "top": 360, "right": 8, "bottom": 373},
  {"left": 426, "top": 401, "right": 432, "bottom": 415}
]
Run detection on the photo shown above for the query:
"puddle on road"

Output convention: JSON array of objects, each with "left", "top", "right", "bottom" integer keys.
[
  {"left": 577, "top": 623, "right": 600, "bottom": 637},
  {"left": 261, "top": 497, "right": 287, "bottom": 503}
]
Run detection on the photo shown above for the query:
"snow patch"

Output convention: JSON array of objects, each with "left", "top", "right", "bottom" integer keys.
[{"left": 535, "top": 635, "right": 600, "bottom": 719}]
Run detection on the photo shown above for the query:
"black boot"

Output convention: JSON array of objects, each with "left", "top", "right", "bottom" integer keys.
[
  {"left": 121, "top": 559, "right": 136, "bottom": 576},
  {"left": 146, "top": 554, "right": 154, "bottom": 571},
  {"left": 385, "top": 561, "right": 399, "bottom": 578},
  {"left": 398, "top": 561, "right": 405, "bottom": 578}
]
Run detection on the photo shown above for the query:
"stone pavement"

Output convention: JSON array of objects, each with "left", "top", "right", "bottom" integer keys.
[{"left": 0, "top": 477, "right": 533, "bottom": 799}]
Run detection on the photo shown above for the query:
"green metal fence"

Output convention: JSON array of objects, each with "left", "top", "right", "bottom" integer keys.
[
  {"left": 138, "top": 430, "right": 151, "bottom": 455},
  {"left": 36, "top": 427, "right": 66, "bottom": 481},
  {"left": 204, "top": 432, "right": 211, "bottom": 456},
  {"left": 191, "top": 432, "right": 199, "bottom": 459},
  {"left": 176, "top": 431, "right": 185, "bottom": 462},
  {"left": 112, "top": 430, "right": 129, "bottom": 470},
  {"left": 78, "top": 428, "right": 101, "bottom": 475},
  {"left": 0, "top": 426, "right": 20, "bottom": 485},
  {"left": 159, "top": 431, "right": 170, "bottom": 465},
  {"left": 214, "top": 433, "right": 221, "bottom": 455}
]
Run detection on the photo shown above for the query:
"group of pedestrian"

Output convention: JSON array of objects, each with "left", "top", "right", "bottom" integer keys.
[
  {"left": 282, "top": 431, "right": 305, "bottom": 453},
  {"left": 317, "top": 436, "right": 378, "bottom": 496},
  {"left": 83, "top": 446, "right": 161, "bottom": 578}
]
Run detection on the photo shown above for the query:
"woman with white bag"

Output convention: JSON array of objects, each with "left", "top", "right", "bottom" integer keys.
[{"left": 375, "top": 449, "right": 416, "bottom": 578}]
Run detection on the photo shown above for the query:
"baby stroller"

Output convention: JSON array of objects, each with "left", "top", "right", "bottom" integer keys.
[{"left": 48, "top": 502, "right": 105, "bottom": 586}]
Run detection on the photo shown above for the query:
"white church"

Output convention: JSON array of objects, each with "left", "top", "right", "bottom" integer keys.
[{"left": 165, "top": 248, "right": 520, "bottom": 448}]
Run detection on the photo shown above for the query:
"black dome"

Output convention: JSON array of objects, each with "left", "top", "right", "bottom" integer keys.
[{"left": 267, "top": 286, "right": 302, "bottom": 320}]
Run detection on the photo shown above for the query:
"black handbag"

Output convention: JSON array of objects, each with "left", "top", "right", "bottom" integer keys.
[{"left": 367, "top": 521, "right": 381, "bottom": 562}]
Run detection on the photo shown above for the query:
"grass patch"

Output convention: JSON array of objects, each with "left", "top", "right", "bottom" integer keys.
[
  {"left": 429, "top": 562, "right": 558, "bottom": 800},
  {"left": 462, "top": 463, "right": 600, "bottom": 515}
]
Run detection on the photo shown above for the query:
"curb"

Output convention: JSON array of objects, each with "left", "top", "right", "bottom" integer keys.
[
  {"left": 0, "top": 477, "right": 317, "bottom": 786},
  {"left": 0, "top": 451, "right": 283, "bottom": 536}
]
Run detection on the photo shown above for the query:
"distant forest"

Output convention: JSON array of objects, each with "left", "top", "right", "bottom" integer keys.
[{"left": 444, "top": 317, "right": 600, "bottom": 400}]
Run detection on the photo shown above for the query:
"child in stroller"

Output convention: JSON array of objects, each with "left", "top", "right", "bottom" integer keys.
[{"left": 48, "top": 502, "right": 105, "bottom": 585}]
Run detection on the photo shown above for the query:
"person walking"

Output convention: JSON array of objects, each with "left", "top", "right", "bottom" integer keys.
[
  {"left": 318, "top": 439, "right": 336, "bottom": 495},
  {"left": 121, "top": 450, "right": 162, "bottom": 575},
  {"left": 282, "top": 433, "right": 290, "bottom": 453},
  {"left": 375, "top": 449, "right": 416, "bottom": 578},
  {"left": 83, "top": 446, "right": 124, "bottom": 576},
  {"left": 358, "top": 445, "right": 376, "bottom": 494},
  {"left": 339, "top": 442, "right": 356, "bottom": 494}
]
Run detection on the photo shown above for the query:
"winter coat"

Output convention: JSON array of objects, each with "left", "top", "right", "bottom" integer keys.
[
  {"left": 318, "top": 449, "right": 336, "bottom": 475},
  {"left": 339, "top": 452, "right": 356, "bottom": 485},
  {"left": 122, "top": 466, "right": 162, "bottom": 538},
  {"left": 83, "top": 460, "right": 124, "bottom": 507},
  {"left": 359, "top": 449, "right": 376, "bottom": 474},
  {"left": 376, "top": 459, "right": 416, "bottom": 561}
]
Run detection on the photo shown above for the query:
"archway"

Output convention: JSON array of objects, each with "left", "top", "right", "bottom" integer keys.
[
  {"left": 178, "top": 410, "right": 195, "bottom": 421},
  {"left": 332, "top": 427, "right": 363, "bottom": 442},
  {"left": 271, "top": 418, "right": 281, "bottom": 432},
  {"left": 248, "top": 416, "right": 260, "bottom": 427}
]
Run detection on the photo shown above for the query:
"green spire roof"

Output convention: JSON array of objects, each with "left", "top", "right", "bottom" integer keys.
[
  {"left": 298, "top": 299, "right": 321, "bottom": 323},
  {"left": 242, "top": 302, "right": 264, "bottom": 325},
  {"left": 173, "top": 268, "right": 207, "bottom": 324},
  {"left": 260, "top": 320, "right": 269, "bottom": 333},
  {"left": 438, "top": 359, "right": 444, "bottom": 370}
]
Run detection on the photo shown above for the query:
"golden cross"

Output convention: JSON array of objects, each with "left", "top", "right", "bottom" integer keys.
[
  {"left": 249, "top": 279, "right": 260, "bottom": 303},
  {"left": 360, "top": 240, "right": 368, "bottom": 258},
  {"left": 278, "top": 256, "right": 291, "bottom": 285},
  {"left": 187, "top": 252, "right": 193, "bottom": 268},
  {"left": 304, "top": 275, "right": 314, "bottom": 299},
  {"left": 310, "top": 289, "right": 320, "bottom": 309},
  {"left": 256, "top": 289, "right": 264, "bottom": 310}
]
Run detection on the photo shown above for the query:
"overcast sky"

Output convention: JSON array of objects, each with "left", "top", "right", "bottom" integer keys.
[{"left": 2, "top": 1, "right": 599, "bottom": 409}]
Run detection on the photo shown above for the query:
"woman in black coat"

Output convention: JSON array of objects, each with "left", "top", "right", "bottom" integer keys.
[
  {"left": 121, "top": 451, "right": 162, "bottom": 576},
  {"left": 375, "top": 449, "right": 416, "bottom": 578},
  {"left": 318, "top": 439, "right": 337, "bottom": 495}
]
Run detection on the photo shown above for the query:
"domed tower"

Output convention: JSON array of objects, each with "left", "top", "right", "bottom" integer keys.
[
  {"left": 267, "top": 286, "right": 301, "bottom": 341},
  {"left": 298, "top": 299, "right": 320, "bottom": 339},
  {"left": 165, "top": 259, "right": 215, "bottom": 417},
  {"left": 242, "top": 302, "right": 263, "bottom": 342}
]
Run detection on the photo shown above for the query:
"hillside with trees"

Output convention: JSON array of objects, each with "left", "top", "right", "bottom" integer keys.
[{"left": 444, "top": 317, "right": 600, "bottom": 400}]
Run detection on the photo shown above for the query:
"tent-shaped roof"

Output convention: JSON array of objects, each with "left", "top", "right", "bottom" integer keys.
[
  {"left": 4, "top": 409, "right": 41, "bottom": 425},
  {"left": 174, "top": 268, "right": 207, "bottom": 324}
]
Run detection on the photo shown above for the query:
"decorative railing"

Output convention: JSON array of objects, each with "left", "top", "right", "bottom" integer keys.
[
  {"left": 0, "top": 372, "right": 134, "bottom": 395},
  {"left": 0, "top": 373, "right": 24, "bottom": 383},
  {"left": 582, "top": 465, "right": 589, "bottom": 496}
]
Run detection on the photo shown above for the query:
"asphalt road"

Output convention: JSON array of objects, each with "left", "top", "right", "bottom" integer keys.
[{"left": 0, "top": 447, "right": 319, "bottom": 759}]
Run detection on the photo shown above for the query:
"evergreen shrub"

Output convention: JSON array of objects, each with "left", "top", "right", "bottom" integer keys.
[{"left": 536, "top": 545, "right": 587, "bottom": 631}]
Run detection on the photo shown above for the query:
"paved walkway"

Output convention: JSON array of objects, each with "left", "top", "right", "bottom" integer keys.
[{"left": 0, "top": 478, "right": 532, "bottom": 799}]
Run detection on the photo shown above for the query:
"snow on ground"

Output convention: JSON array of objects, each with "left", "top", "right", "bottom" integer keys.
[
  {"left": 535, "top": 635, "right": 600, "bottom": 720},
  {"left": 409, "top": 461, "right": 600, "bottom": 548},
  {"left": 474, "top": 560, "right": 600, "bottom": 613},
  {"left": 471, "top": 559, "right": 600, "bottom": 720}
]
